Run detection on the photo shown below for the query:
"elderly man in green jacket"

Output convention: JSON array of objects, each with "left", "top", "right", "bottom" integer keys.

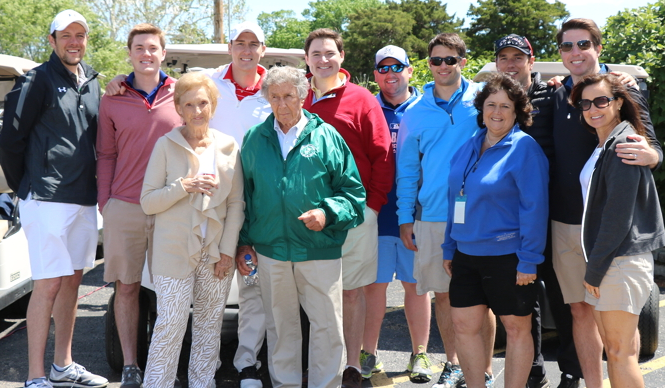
[{"left": 236, "top": 66, "right": 365, "bottom": 388}]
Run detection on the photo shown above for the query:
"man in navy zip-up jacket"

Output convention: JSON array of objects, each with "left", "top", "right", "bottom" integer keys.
[
  {"left": 0, "top": 10, "right": 108, "bottom": 388},
  {"left": 550, "top": 19, "right": 662, "bottom": 388}
]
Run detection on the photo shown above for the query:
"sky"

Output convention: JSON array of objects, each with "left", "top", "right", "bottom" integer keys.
[{"left": 242, "top": 0, "right": 654, "bottom": 31}]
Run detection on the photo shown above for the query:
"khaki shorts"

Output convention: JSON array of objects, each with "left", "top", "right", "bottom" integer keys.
[
  {"left": 341, "top": 207, "right": 378, "bottom": 290},
  {"left": 103, "top": 198, "right": 154, "bottom": 284},
  {"left": 413, "top": 221, "right": 451, "bottom": 295},
  {"left": 551, "top": 220, "right": 586, "bottom": 303},
  {"left": 585, "top": 253, "right": 653, "bottom": 315}
]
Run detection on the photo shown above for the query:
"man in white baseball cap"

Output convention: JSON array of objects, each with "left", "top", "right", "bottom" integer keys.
[{"left": 0, "top": 8, "right": 108, "bottom": 388}]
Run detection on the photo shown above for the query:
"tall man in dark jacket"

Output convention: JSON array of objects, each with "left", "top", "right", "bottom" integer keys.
[
  {"left": 495, "top": 33, "right": 567, "bottom": 388},
  {"left": 550, "top": 19, "right": 661, "bottom": 388},
  {"left": 0, "top": 10, "right": 107, "bottom": 388}
]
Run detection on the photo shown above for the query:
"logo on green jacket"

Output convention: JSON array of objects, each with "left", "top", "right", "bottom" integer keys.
[{"left": 300, "top": 144, "right": 317, "bottom": 158}]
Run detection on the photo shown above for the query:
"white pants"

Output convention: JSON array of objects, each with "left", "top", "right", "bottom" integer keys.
[
  {"left": 144, "top": 251, "right": 233, "bottom": 388},
  {"left": 258, "top": 254, "right": 345, "bottom": 388},
  {"left": 233, "top": 271, "right": 266, "bottom": 371}
]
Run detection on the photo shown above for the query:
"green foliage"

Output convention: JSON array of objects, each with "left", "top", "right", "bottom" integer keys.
[
  {"left": 225, "top": 0, "right": 250, "bottom": 39},
  {"left": 0, "top": 0, "right": 131, "bottom": 89},
  {"left": 0, "top": 0, "right": 80, "bottom": 62},
  {"left": 465, "top": 0, "right": 569, "bottom": 59},
  {"left": 386, "top": 0, "right": 464, "bottom": 59},
  {"left": 342, "top": 0, "right": 464, "bottom": 81},
  {"left": 602, "top": 1, "right": 665, "bottom": 209},
  {"left": 89, "top": 0, "right": 212, "bottom": 43},
  {"left": 303, "top": 0, "right": 383, "bottom": 32},
  {"left": 257, "top": 10, "right": 311, "bottom": 49}
]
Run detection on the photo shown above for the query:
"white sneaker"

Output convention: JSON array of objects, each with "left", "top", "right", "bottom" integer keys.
[
  {"left": 49, "top": 363, "right": 108, "bottom": 388},
  {"left": 25, "top": 377, "right": 53, "bottom": 388}
]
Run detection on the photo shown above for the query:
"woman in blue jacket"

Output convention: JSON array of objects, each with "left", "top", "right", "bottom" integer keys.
[
  {"left": 443, "top": 73, "right": 549, "bottom": 388},
  {"left": 570, "top": 74, "right": 665, "bottom": 388}
]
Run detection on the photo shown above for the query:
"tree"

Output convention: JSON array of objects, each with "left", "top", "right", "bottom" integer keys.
[
  {"left": 257, "top": 10, "right": 311, "bottom": 49},
  {"left": 465, "top": 0, "right": 569, "bottom": 59},
  {"left": 343, "top": 7, "right": 415, "bottom": 78},
  {"left": 303, "top": 0, "right": 383, "bottom": 32},
  {"left": 0, "top": 0, "right": 80, "bottom": 62},
  {"left": 387, "top": 0, "right": 464, "bottom": 59},
  {"left": 602, "top": 1, "right": 665, "bottom": 209},
  {"left": 342, "top": 0, "right": 464, "bottom": 79},
  {"left": 225, "top": 0, "right": 250, "bottom": 40},
  {"left": 0, "top": 0, "right": 131, "bottom": 88},
  {"left": 88, "top": 0, "right": 212, "bottom": 43}
]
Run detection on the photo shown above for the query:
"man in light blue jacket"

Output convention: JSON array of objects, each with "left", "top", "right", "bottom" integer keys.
[{"left": 396, "top": 33, "right": 493, "bottom": 388}]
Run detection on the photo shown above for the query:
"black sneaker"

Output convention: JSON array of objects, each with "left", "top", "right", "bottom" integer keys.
[
  {"left": 557, "top": 374, "right": 580, "bottom": 388},
  {"left": 239, "top": 366, "right": 262, "bottom": 388},
  {"left": 120, "top": 365, "right": 142, "bottom": 388},
  {"left": 527, "top": 375, "right": 550, "bottom": 388}
]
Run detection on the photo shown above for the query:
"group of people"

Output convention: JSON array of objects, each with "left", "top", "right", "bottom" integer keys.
[{"left": 1, "top": 7, "right": 663, "bottom": 388}]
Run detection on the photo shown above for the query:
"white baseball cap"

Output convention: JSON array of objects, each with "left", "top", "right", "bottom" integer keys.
[
  {"left": 229, "top": 21, "right": 265, "bottom": 43},
  {"left": 50, "top": 9, "right": 89, "bottom": 34},
  {"left": 375, "top": 45, "right": 409, "bottom": 67}
]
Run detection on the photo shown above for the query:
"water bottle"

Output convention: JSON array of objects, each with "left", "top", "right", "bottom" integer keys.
[{"left": 243, "top": 254, "right": 258, "bottom": 286}]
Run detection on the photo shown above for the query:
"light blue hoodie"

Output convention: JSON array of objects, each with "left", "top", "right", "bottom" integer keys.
[{"left": 396, "top": 78, "right": 484, "bottom": 225}]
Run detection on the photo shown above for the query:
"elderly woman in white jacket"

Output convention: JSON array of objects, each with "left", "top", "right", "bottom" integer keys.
[{"left": 140, "top": 71, "right": 244, "bottom": 388}]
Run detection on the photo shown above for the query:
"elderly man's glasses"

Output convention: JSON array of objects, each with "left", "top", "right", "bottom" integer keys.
[
  {"left": 376, "top": 64, "right": 405, "bottom": 74},
  {"left": 429, "top": 56, "right": 462, "bottom": 66},
  {"left": 577, "top": 96, "right": 616, "bottom": 111},
  {"left": 559, "top": 40, "right": 593, "bottom": 52}
]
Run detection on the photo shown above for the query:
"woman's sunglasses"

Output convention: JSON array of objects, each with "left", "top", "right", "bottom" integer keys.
[
  {"left": 577, "top": 96, "right": 616, "bottom": 111},
  {"left": 559, "top": 40, "right": 593, "bottom": 52},
  {"left": 376, "top": 64, "right": 406, "bottom": 74},
  {"left": 428, "top": 56, "right": 462, "bottom": 66}
]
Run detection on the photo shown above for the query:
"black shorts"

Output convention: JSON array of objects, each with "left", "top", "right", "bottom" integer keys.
[{"left": 449, "top": 250, "right": 537, "bottom": 316}]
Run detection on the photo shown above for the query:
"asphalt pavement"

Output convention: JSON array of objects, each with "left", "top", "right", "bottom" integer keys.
[{"left": 1, "top": 260, "right": 665, "bottom": 388}]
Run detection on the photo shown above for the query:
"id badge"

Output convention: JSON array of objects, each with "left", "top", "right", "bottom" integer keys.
[{"left": 454, "top": 194, "right": 466, "bottom": 224}]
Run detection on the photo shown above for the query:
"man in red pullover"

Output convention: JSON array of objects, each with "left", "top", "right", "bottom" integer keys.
[
  {"left": 96, "top": 23, "right": 182, "bottom": 388},
  {"left": 302, "top": 28, "right": 394, "bottom": 388}
]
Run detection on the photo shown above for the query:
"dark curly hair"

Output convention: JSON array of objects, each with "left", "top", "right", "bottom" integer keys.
[
  {"left": 568, "top": 74, "right": 645, "bottom": 136},
  {"left": 474, "top": 73, "right": 532, "bottom": 129}
]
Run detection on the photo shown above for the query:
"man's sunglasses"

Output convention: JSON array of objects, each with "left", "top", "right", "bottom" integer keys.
[
  {"left": 577, "top": 96, "right": 616, "bottom": 111},
  {"left": 376, "top": 64, "right": 406, "bottom": 74},
  {"left": 429, "top": 56, "right": 462, "bottom": 66},
  {"left": 559, "top": 40, "right": 593, "bottom": 52}
]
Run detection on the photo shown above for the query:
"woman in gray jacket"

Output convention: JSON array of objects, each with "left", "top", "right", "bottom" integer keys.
[{"left": 570, "top": 74, "right": 665, "bottom": 388}]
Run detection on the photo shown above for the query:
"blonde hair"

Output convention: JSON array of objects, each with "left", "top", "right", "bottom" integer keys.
[{"left": 174, "top": 72, "right": 220, "bottom": 114}]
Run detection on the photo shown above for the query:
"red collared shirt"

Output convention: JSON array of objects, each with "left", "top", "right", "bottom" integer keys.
[{"left": 223, "top": 63, "right": 266, "bottom": 101}]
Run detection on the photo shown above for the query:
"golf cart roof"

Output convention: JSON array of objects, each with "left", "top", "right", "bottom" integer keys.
[
  {"left": 473, "top": 61, "right": 649, "bottom": 82},
  {"left": 162, "top": 44, "right": 306, "bottom": 73}
]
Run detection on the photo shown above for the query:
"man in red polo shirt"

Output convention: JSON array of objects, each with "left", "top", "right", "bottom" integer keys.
[{"left": 302, "top": 28, "right": 394, "bottom": 388}]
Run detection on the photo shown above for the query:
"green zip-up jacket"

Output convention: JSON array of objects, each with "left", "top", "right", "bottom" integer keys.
[{"left": 239, "top": 110, "right": 365, "bottom": 262}]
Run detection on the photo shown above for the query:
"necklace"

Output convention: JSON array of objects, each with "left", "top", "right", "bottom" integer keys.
[{"left": 485, "top": 133, "right": 502, "bottom": 147}]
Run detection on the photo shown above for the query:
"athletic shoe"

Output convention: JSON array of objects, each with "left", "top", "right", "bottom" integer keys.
[
  {"left": 455, "top": 372, "right": 493, "bottom": 388},
  {"left": 431, "top": 361, "right": 463, "bottom": 388},
  {"left": 527, "top": 375, "right": 550, "bottom": 388},
  {"left": 49, "top": 363, "right": 108, "bottom": 388},
  {"left": 119, "top": 365, "right": 142, "bottom": 388},
  {"left": 25, "top": 377, "right": 53, "bottom": 388},
  {"left": 557, "top": 374, "right": 580, "bottom": 388},
  {"left": 406, "top": 348, "right": 433, "bottom": 383},
  {"left": 360, "top": 349, "right": 383, "bottom": 379},
  {"left": 239, "top": 366, "right": 262, "bottom": 388},
  {"left": 484, "top": 373, "right": 494, "bottom": 387},
  {"left": 341, "top": 367, "right": 362, "bottom": 388}
]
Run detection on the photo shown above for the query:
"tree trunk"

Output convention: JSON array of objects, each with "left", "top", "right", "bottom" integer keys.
[{"left": 214, "top": 0, "right": 225, "bottom": 43}]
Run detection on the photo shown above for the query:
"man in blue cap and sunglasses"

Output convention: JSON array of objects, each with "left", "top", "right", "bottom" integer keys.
[{"left": 361, "top": 45, "right": 433, "bottom": 383}]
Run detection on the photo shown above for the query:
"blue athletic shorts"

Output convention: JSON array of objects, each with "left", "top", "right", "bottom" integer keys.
[{"left": 376, "top": 235, "right": 416, "bottom": 283}]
